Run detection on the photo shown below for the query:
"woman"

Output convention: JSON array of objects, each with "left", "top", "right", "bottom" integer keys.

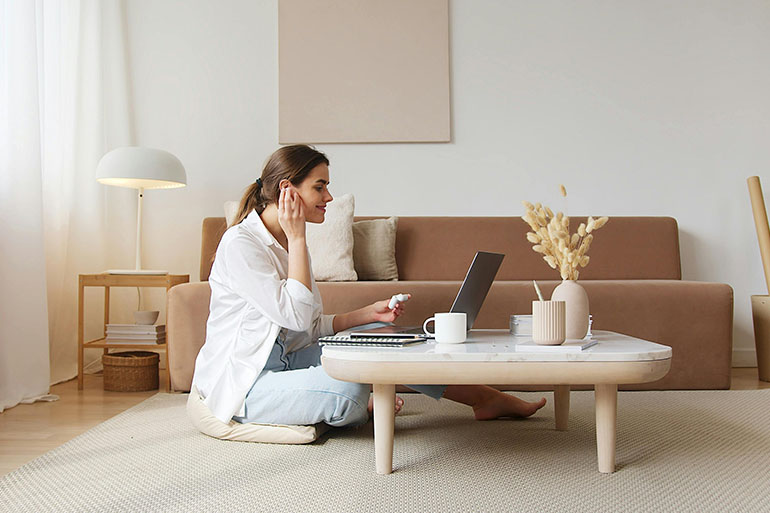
[{"left": 192, "top": 145, "right": 546, "bottom": 427}]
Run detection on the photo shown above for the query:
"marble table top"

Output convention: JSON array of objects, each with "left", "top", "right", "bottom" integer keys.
[{"left": 321, "top": 330, "right": 672, "bottom": 363}]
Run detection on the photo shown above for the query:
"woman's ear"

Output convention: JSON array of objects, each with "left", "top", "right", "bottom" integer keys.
[{"left": 278, "top": 179, "right": 291, "bottom": 190}]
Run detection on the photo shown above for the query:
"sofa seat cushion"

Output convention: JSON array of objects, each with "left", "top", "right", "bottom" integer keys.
[
  {"left": 317, "top": 279, "right": 733, "bottom": 390},
  {"left": 187, "top": 385, "right": 328, "bottom": 444}
]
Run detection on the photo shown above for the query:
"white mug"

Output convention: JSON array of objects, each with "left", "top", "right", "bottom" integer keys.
[{"left": 423, "top": 312, "right": 467, "bottom": 344}]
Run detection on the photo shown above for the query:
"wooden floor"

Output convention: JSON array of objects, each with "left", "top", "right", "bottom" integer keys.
[
  {"left": 0, "top": 371, "right": 169, "bottom": 477},
  {"left": 1, "top": 368, "right": 768, "bottom": 477}
]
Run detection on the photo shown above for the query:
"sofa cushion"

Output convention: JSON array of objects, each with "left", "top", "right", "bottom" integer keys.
[
  {"left": 353, "top": 217, "right": 398, "bottom": 280},
  {"left": 306, "top": 193, "right": 357, "bottom": 281},
  {"left": 315, "top": 279, "right": 733, "bottom": 390},
  {"left": 201, "top": 216, "right": 682, "bottom": 282},
  {"left": 223, "top": 200, "right": 239, "bottom": 227},
  {"left": 387, "top": 217, "right": 682, "bottom": 281}
]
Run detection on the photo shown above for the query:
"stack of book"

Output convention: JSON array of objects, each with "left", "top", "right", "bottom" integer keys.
[
  {"left": 105, "top": 324, "right": 166, "bottom": 345},
  {"left": 514, "top": 337, "right": 597, "bottom": 353}
]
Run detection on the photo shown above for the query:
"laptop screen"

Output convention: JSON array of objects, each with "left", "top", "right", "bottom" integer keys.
[
  {"left": 346, "top": 250, "right": 505, "bottom": 338},
  {"left": 449, "top": 251, "right": 505, "bottom": 330}
]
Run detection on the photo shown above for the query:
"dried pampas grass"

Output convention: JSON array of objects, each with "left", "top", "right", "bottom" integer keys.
[{"left": 522, "top": 187, "right": 608, "bottom": 280}]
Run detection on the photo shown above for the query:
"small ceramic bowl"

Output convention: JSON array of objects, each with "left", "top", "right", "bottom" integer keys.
[{"left": 134, "top": 310, "right": 160, "bottom": 325}]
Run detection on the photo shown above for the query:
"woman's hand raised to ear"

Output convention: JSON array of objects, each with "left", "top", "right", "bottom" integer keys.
[
  {"left": 279, "top": 186, "right": 312, "bottom": 292},
  {"left": 277, "top": 186, "right": 306, "bottom": 243}
]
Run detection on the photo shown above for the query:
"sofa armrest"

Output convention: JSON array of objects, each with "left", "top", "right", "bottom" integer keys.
[
  {"left": 576, "top": 280, "right": 734, "bottom": 390},
  {"left": 483, "top": 280, "right": 732, "bottom": 391},
  {"left": 167, "top": 282, "right": 211, "bottom": 392}
]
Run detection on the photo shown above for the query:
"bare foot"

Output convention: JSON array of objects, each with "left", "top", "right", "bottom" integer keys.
[
  {"left": 472, "top": 393, "right": 546, "bottom": 420},
  {"left": 368, "top": 395, "right": 404, "bottom": 415}
]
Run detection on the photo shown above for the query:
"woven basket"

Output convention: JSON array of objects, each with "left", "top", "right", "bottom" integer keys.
[{"left": 102, "top": 351, "right": 159, "bottom": 392}]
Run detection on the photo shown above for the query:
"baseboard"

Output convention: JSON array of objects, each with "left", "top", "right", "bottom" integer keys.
[
  {"left": 83, "top": 359, "right": 103, "bottom": 374},
  {"left": 732, "top": 349, "right": 758, "bottom": 368}
]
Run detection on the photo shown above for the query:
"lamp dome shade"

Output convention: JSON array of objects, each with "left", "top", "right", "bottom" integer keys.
[{"left": 96, "top": 147, "right": 187, "bottom": 189}]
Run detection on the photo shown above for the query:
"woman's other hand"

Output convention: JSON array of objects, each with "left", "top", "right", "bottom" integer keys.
[
  {"left": 370, "top": 294, "right": 411, "bottom": 323},
  {"left": 277, "top": 186, "right": 306, "bottom": 242},
  {"left": 332, "top": 294, "right": 412, "bottom": 333}
]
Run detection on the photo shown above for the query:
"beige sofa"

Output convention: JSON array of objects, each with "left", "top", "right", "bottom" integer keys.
[{"left": 168, "top": 216, "right": 733, "bottom": 392}]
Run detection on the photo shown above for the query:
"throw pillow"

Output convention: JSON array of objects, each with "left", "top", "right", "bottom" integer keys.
[
  {"left": 223, "top": 200, "right": 239, "bottom": 227},
  {"left": 352, "top": 217, "right": 399, "bottom": 280},
  {"left": 305, "top": 193, "right": 357, "bottom": 281}
]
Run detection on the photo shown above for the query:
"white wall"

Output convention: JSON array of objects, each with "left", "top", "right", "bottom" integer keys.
[{"left": 123, "top": 0, "right": 770, "bottom": 365}]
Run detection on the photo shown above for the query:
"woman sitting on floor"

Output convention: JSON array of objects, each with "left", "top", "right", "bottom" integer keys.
[{"left": 191, "top": 144, "right": 546, "bottom": 427}]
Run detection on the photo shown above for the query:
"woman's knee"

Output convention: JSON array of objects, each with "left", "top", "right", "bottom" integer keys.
[
  {"left": 324, "top": 382, "right": 370, "bottom": 428},
  {"left": 245, "top": 366, "right": 370, "bottom": 427}
]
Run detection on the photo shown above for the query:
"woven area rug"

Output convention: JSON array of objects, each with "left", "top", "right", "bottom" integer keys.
[{"left": 2, "top": 390, "right": 769, "bottom": 512}]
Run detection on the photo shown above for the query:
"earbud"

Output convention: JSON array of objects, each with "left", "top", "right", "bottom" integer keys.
[{"left": 388, "top": 294, "right": 410, "bottom": 309}]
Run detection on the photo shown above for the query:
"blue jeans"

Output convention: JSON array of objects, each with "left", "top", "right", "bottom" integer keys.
[{"left": 234, "top": 335, "right": 445, "bottom": 427}]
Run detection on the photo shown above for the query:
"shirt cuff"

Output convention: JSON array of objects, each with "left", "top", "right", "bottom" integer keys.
[
  {"left": 285, "top": 278, "right": 314, "bottom": 306},
  {"left": 319, "top": 314, "right": 336, "bottom": 337}
]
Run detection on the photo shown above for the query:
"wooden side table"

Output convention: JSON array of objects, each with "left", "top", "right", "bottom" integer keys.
[{"left": 77, "top": 273, "right": 190, "bottom": 391}]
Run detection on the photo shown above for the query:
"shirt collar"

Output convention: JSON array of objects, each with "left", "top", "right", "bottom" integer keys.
[{"left": 242, "top": 209, "right": 281, "bottom": 248}]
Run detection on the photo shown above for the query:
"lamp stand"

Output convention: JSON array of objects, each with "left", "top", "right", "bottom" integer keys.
[{"left": 107, "top": 187, "right": 168, "bottom": 275}]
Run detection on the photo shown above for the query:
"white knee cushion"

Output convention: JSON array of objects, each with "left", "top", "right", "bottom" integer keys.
[{"left": 187, "top": 385, "right": 328, "bottom": 444}]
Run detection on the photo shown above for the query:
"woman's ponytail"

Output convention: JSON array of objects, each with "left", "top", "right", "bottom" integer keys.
[{"left": 231, "top": 179, "right": 265, "bottom": 227}]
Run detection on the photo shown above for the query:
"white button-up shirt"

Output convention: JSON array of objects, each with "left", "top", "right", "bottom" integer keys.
[{"left": 191, "top": 209, "right": 336, "bottom": 423}]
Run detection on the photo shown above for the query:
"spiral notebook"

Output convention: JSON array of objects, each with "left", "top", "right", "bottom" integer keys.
[{"left": 318, "top": 335, "right": 426, "bottom": 347}]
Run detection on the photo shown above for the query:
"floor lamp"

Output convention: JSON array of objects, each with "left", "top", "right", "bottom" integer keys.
[{"left": 96, "top": 147, "right": 187, "bottom": 275}]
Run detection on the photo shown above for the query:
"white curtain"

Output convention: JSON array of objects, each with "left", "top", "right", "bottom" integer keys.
[{"left": 0, "top": 0, "right": 133, "bottom": 412}]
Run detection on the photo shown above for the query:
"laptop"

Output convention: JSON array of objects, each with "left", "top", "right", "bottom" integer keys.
[{"left": 351, "top": 251, "right": 505, "bottom": 338}]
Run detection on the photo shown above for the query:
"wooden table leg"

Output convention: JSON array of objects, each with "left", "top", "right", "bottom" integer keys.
[
  {"left": 373, "top": 384, "right": 395, "bottom": 475},
  {"left": 554, "top": 385, "right": 570, "bottom": 431},
  {"left": 595, "top": 383, "right": 618, "bottom": 473},
  {"left": 77, "top": 278, "right": 85, "bottom": 390},
  {"left": 103, "top": 286, "right": 110, "bottom": 356}
]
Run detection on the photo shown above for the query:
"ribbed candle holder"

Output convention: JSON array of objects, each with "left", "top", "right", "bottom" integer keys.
[{"left": 532, "top": 300, "right": 566, "bottom": 345}]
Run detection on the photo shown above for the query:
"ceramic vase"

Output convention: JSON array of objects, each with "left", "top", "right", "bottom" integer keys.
[{"left": 551, "top": 279, "right": 589, "bottom": 339}]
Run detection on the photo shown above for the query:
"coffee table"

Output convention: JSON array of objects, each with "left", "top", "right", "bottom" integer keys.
[{"left": 321, "top": 330, "right": 671, "bottom": 474}]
